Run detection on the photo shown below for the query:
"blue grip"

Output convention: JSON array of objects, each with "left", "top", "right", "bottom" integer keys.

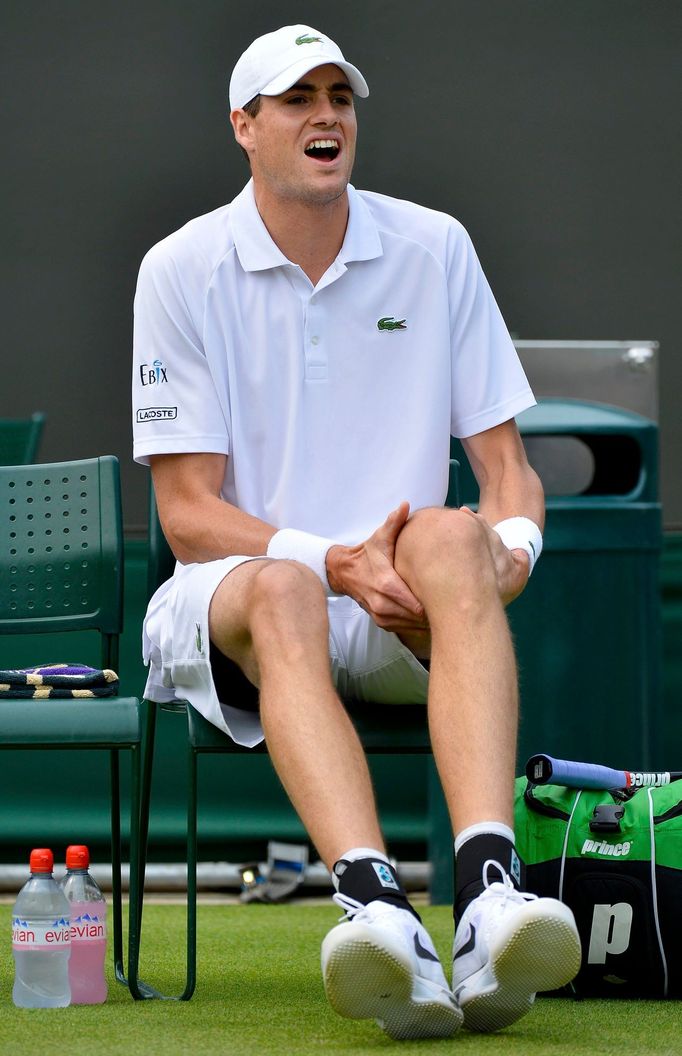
[{"left": 526, "top": 754, "right": 627, "bottom": 790}]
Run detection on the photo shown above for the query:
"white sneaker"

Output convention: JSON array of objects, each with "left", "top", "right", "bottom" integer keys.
[
  {"left": 452, "top": 862, "right": 581, "bottom": 1032},
  {"left": 322, "top": 895, "right": 463, "bottom": 1040}
]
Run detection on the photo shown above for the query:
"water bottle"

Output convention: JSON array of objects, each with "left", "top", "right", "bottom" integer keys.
[
  {"left": 59, "top": 845, "right": 108, "bottom": 1004},
  {"left": 12, "top": 848, "right": 71, "bottom": 1008}
]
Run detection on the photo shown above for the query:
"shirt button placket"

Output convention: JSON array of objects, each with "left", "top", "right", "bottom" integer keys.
[{"left": 304, "top": 298, "right": 328, "bottom": 381}]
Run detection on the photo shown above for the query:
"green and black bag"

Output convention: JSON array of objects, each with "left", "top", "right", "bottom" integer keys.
[{"left": 514, "top": 776, "right": 682, "bottom": 998}]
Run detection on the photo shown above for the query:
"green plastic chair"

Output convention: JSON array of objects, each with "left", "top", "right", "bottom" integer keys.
[
  {"left": 0, "top": 455, "right": 153, "bottom": 998},
  {"left": 0, "top": 412, "right": 46, "bottom": 465},
  {"left": 131, "top": 464, "right": 460, "bottom": 1001}
]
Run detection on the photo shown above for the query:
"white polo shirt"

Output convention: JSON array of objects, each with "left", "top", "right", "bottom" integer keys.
[{"left": 132, "top": 180, "right": 534, "bottom": 544}]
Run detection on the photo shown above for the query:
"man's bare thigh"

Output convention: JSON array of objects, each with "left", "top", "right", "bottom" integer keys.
[{"left": 207, "top": 557, "right": 272, "bottom": 685}]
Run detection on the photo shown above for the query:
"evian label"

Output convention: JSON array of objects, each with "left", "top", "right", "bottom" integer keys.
[
  {"left": 71, "top": 912, "right": 107, "bottom": 941},
  {"left": 12, "top": 917, "right": 70, "bottom": 950}
]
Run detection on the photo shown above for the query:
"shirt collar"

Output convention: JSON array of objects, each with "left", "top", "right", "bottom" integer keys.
[
  {"left": 231, "top": 180, "right": 383, "bottom": 273},
  {"left": 230, "top": 180, "right": 290, "bottom": 272},
  {"left": 338, "top": 185, "right": 383, "bottom": 264}
]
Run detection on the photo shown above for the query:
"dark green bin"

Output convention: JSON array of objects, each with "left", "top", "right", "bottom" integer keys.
[{"left": 456, "top": 398, "right": 663, "bottom": 772}]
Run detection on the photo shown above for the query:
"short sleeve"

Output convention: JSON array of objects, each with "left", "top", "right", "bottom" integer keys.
[
  {"left": 132, "top": 243, "right": 230, "bottom": 465},
  {"left": 447, "top": 223, "right": 535, "bottom": 438}
]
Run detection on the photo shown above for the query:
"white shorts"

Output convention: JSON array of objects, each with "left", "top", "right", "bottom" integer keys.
[{"left": 142, "top": 556, "right": 429, "bottom": 747}]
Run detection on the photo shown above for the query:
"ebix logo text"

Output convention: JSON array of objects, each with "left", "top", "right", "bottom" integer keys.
[
  {"left": 581, "top": 838, "right": 632, "bottom": 857},
  {"left": 137, "top": 407, "right": 177, "bottom": 423},
  {"left": 139, "top": 359, "right": 168, "bottom": 385}
]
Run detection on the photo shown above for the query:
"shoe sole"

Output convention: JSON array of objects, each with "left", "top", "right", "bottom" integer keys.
[
  {"left": 458, "top": 899, "right": 582, "bottom": 1033},
  {"left": 322, "top": 925, "right": 462, "bottom": 1040}
]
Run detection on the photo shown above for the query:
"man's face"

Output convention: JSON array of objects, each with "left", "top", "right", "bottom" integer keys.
[{"left": 233, "top": 63, "right": 357, "bottom": 207}]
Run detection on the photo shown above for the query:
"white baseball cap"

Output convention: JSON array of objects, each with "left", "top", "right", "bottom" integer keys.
[{"left": 229, "top": 24, "right": 369, "bottom": 111}]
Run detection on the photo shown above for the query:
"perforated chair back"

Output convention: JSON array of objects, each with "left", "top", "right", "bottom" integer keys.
[
  {"left": 0, "top": 412, "right": 46, "bottom": 465},
  {"left": 0, "top": 456, "right": 123, "bottom": 664}
]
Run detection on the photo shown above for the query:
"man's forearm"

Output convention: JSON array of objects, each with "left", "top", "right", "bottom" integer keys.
[
  {"left": 476, "top": 461, "right": 545, "bottom": 581},
  {"left": 160, "top": 492, "right": 275, "bottom": 564},
  {"left": 475, "top": 461, "right": 545, "bottom": 533}
]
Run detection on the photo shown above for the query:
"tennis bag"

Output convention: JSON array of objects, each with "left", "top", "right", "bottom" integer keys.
[{"left": 514, "top": 777, "right": 682, "bottom": 998}]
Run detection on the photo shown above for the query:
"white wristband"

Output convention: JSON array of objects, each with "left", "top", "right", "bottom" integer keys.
[
  {"left": 492, "top": 517, "right": 543, "bottom": 576},
  {"left": 266, "top": 528, "right": 338, "bottom": 594}
]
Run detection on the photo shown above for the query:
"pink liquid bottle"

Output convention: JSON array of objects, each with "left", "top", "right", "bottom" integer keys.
[{"left": 59, "top": 845, "right": 108, "bottom": 1004}]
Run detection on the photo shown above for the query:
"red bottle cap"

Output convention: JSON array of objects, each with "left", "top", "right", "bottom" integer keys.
[
  {"left": 29, "top": 848, "right": 54, "bottom": 873},
  {"left": 65, "top": 845, "right": 90, "bottom": 870}
]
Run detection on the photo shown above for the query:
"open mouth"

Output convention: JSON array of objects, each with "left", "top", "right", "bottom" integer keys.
[{"left": 304, "top": 139, "right": 341, "bottom": 162}]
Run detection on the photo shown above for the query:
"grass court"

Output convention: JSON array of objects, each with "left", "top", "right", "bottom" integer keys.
[{"left": 0, "top": 902, "right": 679, "bottom": 1055}]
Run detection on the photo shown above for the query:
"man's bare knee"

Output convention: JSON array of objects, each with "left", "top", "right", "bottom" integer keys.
[
  {"left": 249, "top": 559, "right": 328, "bottom": 643},
  {"left": 396, "top": 507, "right": 494, "bottom": 599},
  {"left": 208, "top": 558, "right": 326, "bottom": 668},
  {"left": 250, "top": 558, "right": 326, "bottom": 610}
]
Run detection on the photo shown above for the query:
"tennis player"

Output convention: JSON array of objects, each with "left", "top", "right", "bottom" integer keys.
[{"left": 132, "top": 24, "right": 580, "bottom": 1038}]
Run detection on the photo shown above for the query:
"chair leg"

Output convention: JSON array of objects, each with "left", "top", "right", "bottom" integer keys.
[
  {"left": 135, "top": 699, "right": 157, "bottom": 934},
  {"left": 125, "top": 703, "right": 196, "bottom": 1000},
  {"left": 126, "top": 699, "right": 160, "bottom": 999},
  {"left": 110, "top": 749, "right": 126, "bottom": 985},
  {"left": 184, "top": 744, "right": 198, "bottom": 1000}
]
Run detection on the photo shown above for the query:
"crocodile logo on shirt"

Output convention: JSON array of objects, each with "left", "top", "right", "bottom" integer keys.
[
  {"left": 295, "top": 34, "right": 322, "bottom": 45},
  {"left": 195, "top": 623, "right": 203, "bottom": 655},
  {"left": 377, "top": 316, "right": 407, "bottom": 331}
]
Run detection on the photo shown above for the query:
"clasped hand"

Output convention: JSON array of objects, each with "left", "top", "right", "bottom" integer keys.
[
  {"left": 326, "top": 502, "right": 530, "bottom": 632},
  {"left": 325, "top": 501, "right": 427, "bottom": 633}
]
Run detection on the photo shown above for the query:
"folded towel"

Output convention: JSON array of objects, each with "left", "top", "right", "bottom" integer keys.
[{"left": 0, "top": 664, "right": 119, "bottom": 699}]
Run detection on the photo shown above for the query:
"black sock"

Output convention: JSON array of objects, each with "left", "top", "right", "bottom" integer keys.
[
  {"left": 453, "top": 834, "right": 524, "bottom": 925},
  {"left": 333, "top": 857, "right": 421, "bottom": 921}
]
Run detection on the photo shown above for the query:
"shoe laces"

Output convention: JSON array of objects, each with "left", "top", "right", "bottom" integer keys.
[
  {"left": 332, "top": 892, "right": 405, "bottom": 926},
  {"left": 332, "top": 891, "right": 366, "bottom": 922},
  {"left": 478, "top": 858, "right": 538, "bottom": 907}
]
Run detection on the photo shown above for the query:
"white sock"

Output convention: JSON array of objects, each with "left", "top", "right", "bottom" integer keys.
[{"left": 331, "top": 846, "right": 390, "bottom": 890}]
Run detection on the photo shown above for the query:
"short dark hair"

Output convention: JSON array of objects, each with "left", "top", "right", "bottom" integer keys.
[
  {"left": 243, "top": 95, "right": 262, "bottom": 118},
  {"left": 239, "top": 95, "right": 261, "bottom": 164}
]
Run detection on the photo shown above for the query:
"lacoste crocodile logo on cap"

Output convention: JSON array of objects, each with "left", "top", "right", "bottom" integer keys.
[
  {"left": 295, "top": 33, "right": 323, "bottom": 45},
  {"left": 377, "top": 317, "right": 407, "bottom": 331}
]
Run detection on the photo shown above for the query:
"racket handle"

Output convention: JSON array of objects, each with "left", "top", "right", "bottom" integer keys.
[{"left": 526, "top": 754, "right": 627, "bottom": 790}]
